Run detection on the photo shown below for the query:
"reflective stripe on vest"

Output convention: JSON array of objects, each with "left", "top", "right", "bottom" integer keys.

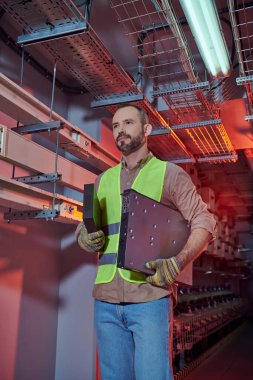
[
  {"left": 95, "top": 156, "right": 167, "bottom": 284},
  {"left": 99, "top": 253, "right": 117, "bottom": 265},
  {"left": 101, "top": 222, "right": 120, "bottom": 236}
]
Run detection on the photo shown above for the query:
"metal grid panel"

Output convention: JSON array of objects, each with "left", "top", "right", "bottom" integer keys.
[
  {"left": 110, "top": 0, "right": 216, "bottom": 132},
  {"left": 172, "top": 122, "right": 236, "bottom": 160},
  {"left": 149, "top": 130, "right": 237, "bottom": 163},
  {"left": 207, "top": 73, "right": 242, "bottom": 104},
  {"left": 110, "top": 0, "right": 237, "bottom": 162},
  {"left": 44, "top": 32, "right": 138, "bottom": 97},
  {"left": 161, "top": 89, "right": 216, "bottom": 126},
  {"left": 228, "top": 0, "right": 253, "bottom": 111},
  {"left": 229, "top": 1, "right": 253, "bottom": 76},
  {"left": 110, "top": 0, "right": 194, "bottom": 86},
  {"left": 1, "top": 0, "right": 138, "bottom": 96}
]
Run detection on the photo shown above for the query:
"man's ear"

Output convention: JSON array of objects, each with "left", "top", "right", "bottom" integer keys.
[{"left": 144, "top": 123, "right": 152, "bottom": 137}]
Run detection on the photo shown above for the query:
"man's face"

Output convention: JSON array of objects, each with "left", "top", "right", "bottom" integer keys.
[{"left": 112, "top": 106, "right": 145, "bottom": 155}]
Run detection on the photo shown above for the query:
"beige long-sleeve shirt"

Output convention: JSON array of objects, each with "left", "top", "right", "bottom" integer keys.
[{"left": 92, "top": 153, "right": 216, "bottom": 303}]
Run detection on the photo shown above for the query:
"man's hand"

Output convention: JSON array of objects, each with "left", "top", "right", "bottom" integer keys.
[
  {"left": 145, "top": 257, "right": 181, "bottom": 287},
  {"left": 75, "top": 223, "right": 105, "bottom": 252}
]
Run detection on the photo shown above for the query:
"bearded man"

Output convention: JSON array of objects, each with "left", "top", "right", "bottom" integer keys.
[{"left": 75, "top": 104, "right": 216, "bottom": 380}]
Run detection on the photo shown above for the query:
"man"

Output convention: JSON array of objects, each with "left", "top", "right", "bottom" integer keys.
[{"left": 75, "top": 105, "right": 216, "bottom": 380}]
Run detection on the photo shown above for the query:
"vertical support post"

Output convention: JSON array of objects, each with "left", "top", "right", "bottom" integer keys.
[
  {"left": 52, "top": 127, "right": 60, "bottom": 212},
  {"left": 20, "top": 46, "right": 25, "bottom": 87},
  {"left": 49, "top": 60, "right": 57, "bottom": 122},
  {"left": 84, "top": 0, "right": 93, "bottom": 24},
  {"left": 49, "top": 60, "right": 59, "bottom": 217}
]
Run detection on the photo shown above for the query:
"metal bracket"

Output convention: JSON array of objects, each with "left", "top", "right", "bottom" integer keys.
[
  {"left": 4, "top": 209, "right": 60, "bottom": 221},
  {"left": 135, "top": 59, "right": 143, "bottom": 90},
  {"left": 71, "top": 131, "right": 90, "bottom": 146},
  {"left": 244, "top": 115, "right": 253, "bottom": 121},
  {"left": 91, "top": 93, "right": 144, "bottom": 108},
  {"left": 236, "top": 75, "right": 253, "bottom": 86},
  {"left": 197, "top": 154, "right": 238, "bottom": 163},
  {"left": 151, "top": 81, "right": 210, "bottom": 98},
  {"left": 171, "top": 158, "right": 196, "bottom": 164},
  {"left": 17, "top": 0, "right": 93, "bottom": 46},
  {"left": 14, "top": 172, "right": 62, "bottom": 184},
  {"left": 0, "top": 126, "right": 6, "bottom": 156},
  {"left": 150, "top": 128, "right": 171, "bottom": 136},
  {"left": 17, "top": 21, "right": 88, "bottom": 46},
  {"left": 12, "top": 121, "right": 64, "bottom": 135},
  {"left": 171, "top": 119, "right": 222, "bottom": 130}
]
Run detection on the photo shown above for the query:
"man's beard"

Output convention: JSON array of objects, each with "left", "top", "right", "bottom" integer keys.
[{"left": 116, "top": 131, "right": 145, "bottom": 154}]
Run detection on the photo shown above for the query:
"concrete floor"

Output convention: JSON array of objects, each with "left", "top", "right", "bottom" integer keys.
[{"left": 184, "top": 319, "right": 253, "bottom": 380}]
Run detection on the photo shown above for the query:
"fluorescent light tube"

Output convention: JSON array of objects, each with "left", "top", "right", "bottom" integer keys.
[{"left": 179, "top": 0, "right": 231, "bottom": 77}]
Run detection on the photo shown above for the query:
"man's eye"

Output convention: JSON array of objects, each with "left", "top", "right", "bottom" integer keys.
[
  {"left": 126, "top": 120, "right": 132, "bottom": 125},
  {"left": 112, "top": 124, "right": 118, "bottom": 129}
]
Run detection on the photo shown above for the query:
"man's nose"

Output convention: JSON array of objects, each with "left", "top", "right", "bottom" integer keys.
[{"left": 118, "top": 124, "right": 126, "bottom": 133}]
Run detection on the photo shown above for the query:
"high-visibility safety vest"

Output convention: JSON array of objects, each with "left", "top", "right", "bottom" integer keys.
[{"left": 95, "top": 156, "right": 167, "bottom": 284}]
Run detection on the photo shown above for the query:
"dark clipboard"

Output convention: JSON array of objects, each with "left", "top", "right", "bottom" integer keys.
[
  {"left": 117, "top": 189, "right": 193, "bottom": 285},
  {"left": 83, "top": 184, "right": 101, "bottom": 233}
]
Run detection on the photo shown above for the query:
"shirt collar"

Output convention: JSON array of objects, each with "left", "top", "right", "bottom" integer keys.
[{"left": 121, "top": 151, "right": 153, "bottom": 170}]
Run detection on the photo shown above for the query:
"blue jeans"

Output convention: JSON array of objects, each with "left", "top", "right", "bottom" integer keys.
[{"left": 95, "top": 297, "right": 174, "bottom": 380}]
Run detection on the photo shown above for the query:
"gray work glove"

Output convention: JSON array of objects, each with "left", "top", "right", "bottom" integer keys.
[
  {"left": 145, "top": 256, "right": 182, "bottom": 287},
  {"left": 75, "top": 223, "right": 105, "bottom": 252}
]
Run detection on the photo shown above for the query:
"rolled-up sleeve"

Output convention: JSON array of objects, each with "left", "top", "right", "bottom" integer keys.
[{"left": 162, "top": 163, "right": 217, "bottom": 238}]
